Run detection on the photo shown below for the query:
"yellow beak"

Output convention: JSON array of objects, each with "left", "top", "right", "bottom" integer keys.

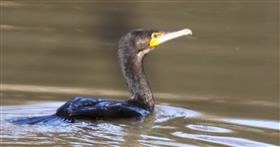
[{"left": 149, "top": 28, "right": 192, "bottom": 48}]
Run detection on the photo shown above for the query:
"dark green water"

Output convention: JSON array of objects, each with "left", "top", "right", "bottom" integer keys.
[{"left": 1, "top": 0, "right": 279, "bottom": 146}]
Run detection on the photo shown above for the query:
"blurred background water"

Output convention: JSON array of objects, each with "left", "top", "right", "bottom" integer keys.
[{"left": 1, "top": 0, "right": 279, "bottom": 146}]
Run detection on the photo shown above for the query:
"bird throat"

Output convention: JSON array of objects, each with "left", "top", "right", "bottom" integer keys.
[{"left": 119, "top": 50, "right": 155, "bottom": 112}]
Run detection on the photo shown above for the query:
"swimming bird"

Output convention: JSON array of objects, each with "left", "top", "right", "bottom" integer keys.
[{"left": 10, "top": 28, "right": 192, "bottom": 124}]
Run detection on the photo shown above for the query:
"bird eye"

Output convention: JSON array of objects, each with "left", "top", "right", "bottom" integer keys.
[
  {"left": 151, "top": 33, "right": 157, "bottom": 38},
  {"left": 152, "top": 33, "right": 161, "bottom": 38}
]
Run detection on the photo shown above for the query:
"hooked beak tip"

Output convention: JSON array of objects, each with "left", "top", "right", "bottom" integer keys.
[{"left": 181, "top": 28, "right": 192, "bottom": 36}]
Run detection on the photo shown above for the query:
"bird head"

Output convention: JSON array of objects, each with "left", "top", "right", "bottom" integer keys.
[{"left": 118, "top": 28, "right": 192, "bottom": 59}]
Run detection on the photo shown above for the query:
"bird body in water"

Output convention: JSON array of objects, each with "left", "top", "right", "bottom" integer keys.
[{"left": 10, "top": 28, "right": 192, "bottom": 125}]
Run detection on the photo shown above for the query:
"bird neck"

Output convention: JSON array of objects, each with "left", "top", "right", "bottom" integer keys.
[{"left": 119, "top": 48, "right": 154, "bottom": 112}]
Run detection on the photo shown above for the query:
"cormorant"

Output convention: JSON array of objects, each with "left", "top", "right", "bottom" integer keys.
[{"left": 10, "top": 28, "right": 192, "bottom": 124}]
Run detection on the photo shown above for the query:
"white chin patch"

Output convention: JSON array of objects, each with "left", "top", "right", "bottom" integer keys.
[{"left": 137, "top": 48, "right": 153, "bottom": 58}]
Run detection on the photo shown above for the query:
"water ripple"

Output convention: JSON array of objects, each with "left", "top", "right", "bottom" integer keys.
[
  {"left": 172, "top": 131, "right": 277, "bottom": 147},
  {"left": 222, "top": 118, "right": 280, "bottom": 131},
  {"left": 186, "top": 124, "right": 232, "bottom": 133}
]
